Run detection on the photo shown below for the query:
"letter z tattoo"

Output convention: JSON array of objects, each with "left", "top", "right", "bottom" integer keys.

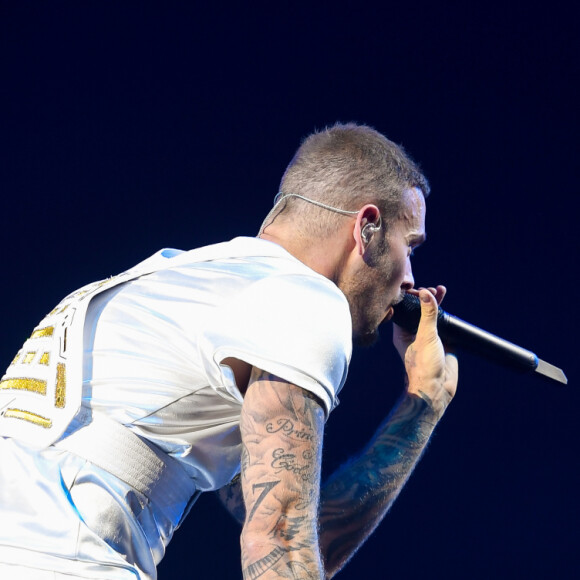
[{"left": 247, "top": 480, "right": 280, "bottom": 522}]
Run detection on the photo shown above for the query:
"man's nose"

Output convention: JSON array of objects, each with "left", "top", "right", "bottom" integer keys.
[{"left": 401, "top": 259, "right": 414, "bottom": 291}]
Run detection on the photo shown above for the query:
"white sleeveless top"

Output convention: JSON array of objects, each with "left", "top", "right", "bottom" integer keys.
[{"left": 0, "top": 237, "right": 352, "bottom": 579}]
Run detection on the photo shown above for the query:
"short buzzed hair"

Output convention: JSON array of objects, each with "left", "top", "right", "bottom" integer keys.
[{"left": 266, "top": 123, "right": 429, "bottom": 238}]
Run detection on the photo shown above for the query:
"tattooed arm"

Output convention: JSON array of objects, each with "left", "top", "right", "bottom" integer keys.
[
  {"left": 218, "top": 288, "right": 458, "bottom": 577},
  {"left": 239, "top": 368, "right": 327, "bottom": 579},
  {"left": 219, "top": 392, "right": 445, "bottom": 578},
  {"left": 319, "top": 287, "right": 458, "bottom": 575},
  {"left": 319, "top": 393, "right": 441, "bottom": 575}
]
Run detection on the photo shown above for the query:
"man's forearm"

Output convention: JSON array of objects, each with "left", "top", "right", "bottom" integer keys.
[
  {"left": 319, "top": 392, "right": 440, "bottom": 577},
  {"left": 240, "top": 373, "right": 327, "bottom": 579}
]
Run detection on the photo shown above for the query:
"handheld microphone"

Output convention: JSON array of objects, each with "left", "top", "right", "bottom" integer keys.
[{"left": 391, "top": 294, "right": 567, "bottom": 385}]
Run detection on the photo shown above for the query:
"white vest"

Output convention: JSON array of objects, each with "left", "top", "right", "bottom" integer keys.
[{"left": 0, "top": 245, "right": 235, "bottom": 448}]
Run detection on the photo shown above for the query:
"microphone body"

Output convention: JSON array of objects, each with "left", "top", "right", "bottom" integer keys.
[{"left": 391, "top": 294, "right": 567, "bottom": 383}]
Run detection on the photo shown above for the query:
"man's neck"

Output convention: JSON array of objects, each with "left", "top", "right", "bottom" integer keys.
[{"left": 258, "top": 228, "right": 354, "bottom": 284}]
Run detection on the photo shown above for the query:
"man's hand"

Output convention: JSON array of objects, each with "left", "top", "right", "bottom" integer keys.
[
  {"left": 393, "top": 285, "right": 458, "bottom": 418},
  {"left": 318, "top": 288, "right": 458, "bottom": 576}
]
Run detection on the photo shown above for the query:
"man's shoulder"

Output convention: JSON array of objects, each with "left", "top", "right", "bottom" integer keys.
[
  {"left": 155, "top": 236, "right": 345, "bottom": 299},
  {"left": 135, "top": 237, "right": 303, "bottom": 273}
]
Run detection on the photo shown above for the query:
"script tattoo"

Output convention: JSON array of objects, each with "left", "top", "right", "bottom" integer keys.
[
  {"left": 266, "top": 418, "right": 314, "bottom": 441},
  {"left": 240, "top": 373, "right": 325, "bottom": 578},
  {"left": 247, "top": 480, "right": 280, "bottom": 523},
  {"left": 271, "top": 448, "right": 314, "bottom": 481},
  {"left": 295, "top": 485, "right": 317, "bottom": 511}
]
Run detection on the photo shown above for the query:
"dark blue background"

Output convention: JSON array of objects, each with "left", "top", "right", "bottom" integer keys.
[{"left": 1, "top": 2, "right": 578, "bottom": 578}]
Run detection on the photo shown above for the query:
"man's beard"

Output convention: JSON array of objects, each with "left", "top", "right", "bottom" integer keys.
[
  {"left": 343, "top": 281, "right": 384, "bottom": 348},
  {"left": 340, "top": 244, "right": 397, "bottom": 349}
]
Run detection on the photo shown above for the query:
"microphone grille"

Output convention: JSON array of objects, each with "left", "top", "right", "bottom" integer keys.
[{"left": 391, "top": 294, "right": 421, "bottom": 333}]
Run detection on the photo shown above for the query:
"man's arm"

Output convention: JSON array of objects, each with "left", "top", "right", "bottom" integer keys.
[
  {"left": 319, "top": 287, "right": 458, "bottom": 575},
  {"left": 218, "top": 288, "right": 457, "bottom": 577},
  {"left": 239, "top": 368, "right": 327, "bottom": 579},
  {"left": 319, "top": 392, "right": 441, "bottom": 574},
  {"left": 221, "top": 390, "right": 441, "bottom": 578}
]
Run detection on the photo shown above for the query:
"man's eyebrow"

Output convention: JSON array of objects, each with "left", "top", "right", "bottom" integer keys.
[{"left": 408, "top": 232, "right": 427, "bottom": 246}]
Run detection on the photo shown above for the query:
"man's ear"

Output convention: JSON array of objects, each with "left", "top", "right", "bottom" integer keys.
[{"left": 353, "top": 204, "right": 382, "bottom": 255}]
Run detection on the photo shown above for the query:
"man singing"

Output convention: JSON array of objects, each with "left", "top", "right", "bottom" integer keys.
[{"left": 0, "top": 123, "right": 457, "bottom": 579}]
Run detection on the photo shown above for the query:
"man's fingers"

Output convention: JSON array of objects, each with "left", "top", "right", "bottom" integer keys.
[
  {"left": 435, "top": 285, "right": 446, "bottom": 305},
  {"left": 416, "top": 288, "right": 440, "bottom": 339},
  {"left": 419, "top": 288, "right": 438, "bottom": 315},
  {"left": 422, "top": 285, "right": 446, "bottom": 305}
]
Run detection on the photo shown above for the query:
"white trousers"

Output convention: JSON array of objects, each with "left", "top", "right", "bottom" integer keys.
[{"left": 0, "top": 561, "right": 138, "bottom": 579}]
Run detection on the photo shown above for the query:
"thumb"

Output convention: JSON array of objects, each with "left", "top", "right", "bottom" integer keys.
[{"left": 416, "top": 288, "right": 439, "bottom": 340}]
